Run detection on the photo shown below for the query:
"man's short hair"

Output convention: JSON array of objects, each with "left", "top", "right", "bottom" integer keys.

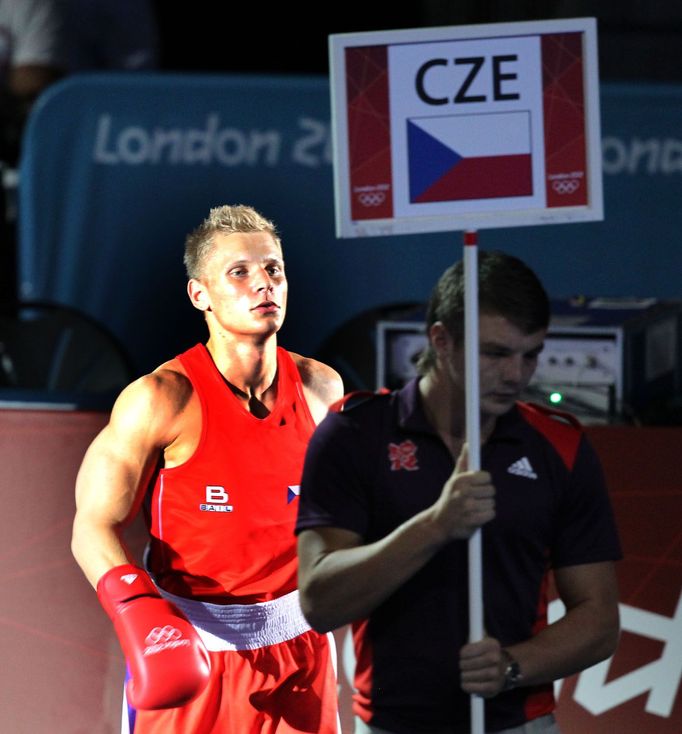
[
  {"left": 416, "top": 250, "right": 550, "bottom": 374},
  {"left": 184, "top": 204, "right": 280, "bottom": 279}
]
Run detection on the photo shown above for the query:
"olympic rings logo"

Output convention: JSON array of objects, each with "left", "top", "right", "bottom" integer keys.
[
  {"left": 357, "top": 191, "right": 386, "bottom": 207},
  {"left": 145, "top": 625, "right": 183, "bottom": 645},
  {"left": 551, "top": 179, "right": 580, "bottom": 195}
]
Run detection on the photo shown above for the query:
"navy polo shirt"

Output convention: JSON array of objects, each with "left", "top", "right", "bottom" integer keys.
[{"left": 296, "top": 378, "right": 622, "bottom": 734}]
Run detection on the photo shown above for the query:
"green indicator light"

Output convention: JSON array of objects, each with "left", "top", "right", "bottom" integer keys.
[{"left": 549, "top": 392, "right": 563, "bottom": 404}]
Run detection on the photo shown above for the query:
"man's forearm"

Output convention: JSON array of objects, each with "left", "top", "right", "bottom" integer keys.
[
  {"left": 298, "top": 510, "right": 448, "bottom": 632},
  {"left": 507, "top": 595, "right": 620, "bottom": 688}
]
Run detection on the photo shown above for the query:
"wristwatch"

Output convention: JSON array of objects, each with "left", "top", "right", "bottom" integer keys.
[{"left": 501, "top": 649, "right": 523, "bottom": 691}]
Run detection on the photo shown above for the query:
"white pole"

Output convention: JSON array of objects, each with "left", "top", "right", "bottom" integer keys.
[{"left": 464, "top": 230, "right": 484, "bottom": 734}]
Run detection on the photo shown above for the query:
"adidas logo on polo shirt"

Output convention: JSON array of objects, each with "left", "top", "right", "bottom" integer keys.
[{"left": 507, "top": 457, "right": 538, "bottom": 479}]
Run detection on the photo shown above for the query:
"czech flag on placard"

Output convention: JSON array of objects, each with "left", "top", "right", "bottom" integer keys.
[{"left": 408, "top": 111, "right": 533, "bottom": 203}]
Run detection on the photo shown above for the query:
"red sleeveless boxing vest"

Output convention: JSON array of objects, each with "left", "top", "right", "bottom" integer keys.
[{"left": 146, "top": 344, "right": 316, "bottom": 603}]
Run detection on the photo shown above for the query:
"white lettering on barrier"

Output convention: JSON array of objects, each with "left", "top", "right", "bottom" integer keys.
[
  {"left": 93, "top": 113, "right": 281, "bottom": 166},
  {"left": 291, "top": 117, "right": 333, "bottom": 167},
  {"left": 92, "top": 113, "right": 333, "bottom": 168},
  {"left": 573, "top": 591, "right": 682, "bottom": 718},
  {"left": 602, "top": 137, "right": 682, "bottom": 175}
]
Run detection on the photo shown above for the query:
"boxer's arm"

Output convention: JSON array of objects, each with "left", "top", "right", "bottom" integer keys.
[
  {"left": 71, "top": 370, "right": 184, "bottom": 587},
  {"left": 72, "top": 370, "right": 211, "bottom": 710}
]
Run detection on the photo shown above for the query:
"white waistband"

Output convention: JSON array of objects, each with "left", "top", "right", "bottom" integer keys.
[{"left": 157, "top": 587, "right": 312, "bottom": 652}]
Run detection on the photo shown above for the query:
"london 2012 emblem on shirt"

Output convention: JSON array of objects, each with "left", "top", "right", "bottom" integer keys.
[{"left": 388, "top": 440, "right": 419, "bottom": 471}]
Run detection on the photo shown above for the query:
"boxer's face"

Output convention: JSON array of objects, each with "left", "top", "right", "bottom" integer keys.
[{"left": 188, "top": 231, "right": 287, "bottom": 339}]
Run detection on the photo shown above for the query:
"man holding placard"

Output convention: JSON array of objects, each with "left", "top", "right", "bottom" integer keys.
[{"left": 295, "top": 250, "right": 621, "bottom": 734}]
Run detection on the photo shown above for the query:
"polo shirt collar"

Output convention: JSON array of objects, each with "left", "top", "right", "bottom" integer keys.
[
  {"left": 397, "top": 377, "right": 435, "bottom": 434},
  {"left": 488, "top": 403, "right": 527, "bottom": 445},
  {"left": 396, "top": 377, "right": 526, "bottom": 445}
]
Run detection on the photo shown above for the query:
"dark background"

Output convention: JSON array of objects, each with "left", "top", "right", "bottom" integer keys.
[{"left": 150, "top": 1, "right": 682, "bottom": 82}]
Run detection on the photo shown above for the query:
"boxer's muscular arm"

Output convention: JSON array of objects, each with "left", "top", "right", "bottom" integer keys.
[
  {"left": 71, "top": 366, "right": 190, "bottom": 588},
  {"left": 72, "top": 366, "right": 211, "bottom": 711}
]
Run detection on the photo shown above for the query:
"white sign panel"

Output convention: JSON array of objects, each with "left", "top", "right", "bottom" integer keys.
[{"left": 329, "top": 18, "right": 603, "bottom": 237}]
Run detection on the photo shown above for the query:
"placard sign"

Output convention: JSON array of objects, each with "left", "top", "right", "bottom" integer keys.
[{"left": 329, "top": 18, "right": 603, "bottom": 237}]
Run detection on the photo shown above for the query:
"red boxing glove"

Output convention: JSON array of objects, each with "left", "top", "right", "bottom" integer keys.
[{"left": 97, "top": 564, "right": 211, "bottom": 710}]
